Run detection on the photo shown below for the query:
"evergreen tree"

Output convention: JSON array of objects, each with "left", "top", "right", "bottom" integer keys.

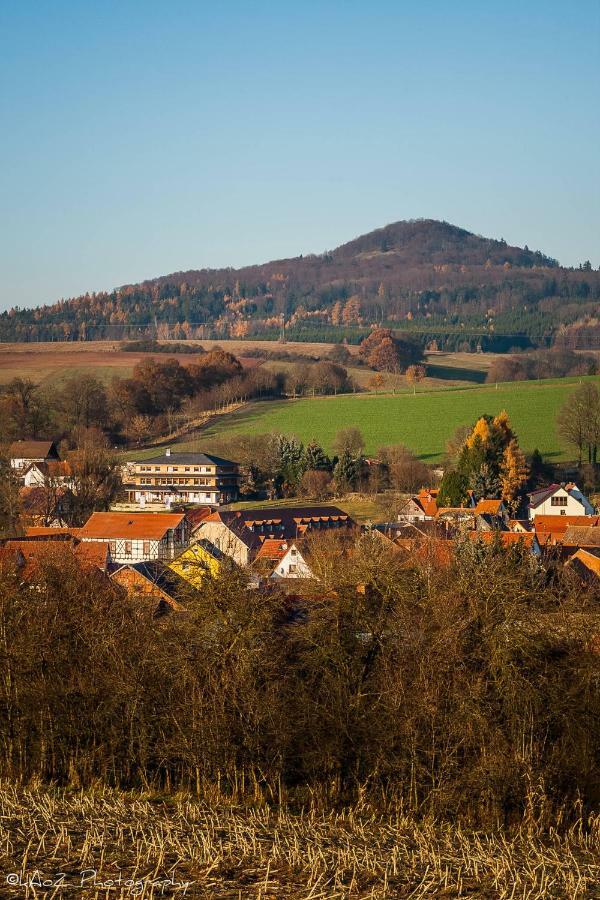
[
  {"left": 304, "top": 439, "right": 332, "bottom": 472},
  {"left": 275, "top": 435, "right": 306, "bottom": 489},
  {"left": 333, "top": 449, "right": 360, "bottom": 493},
  {"left": 438, "top": 470, "right": 469, "bottom": 507}
]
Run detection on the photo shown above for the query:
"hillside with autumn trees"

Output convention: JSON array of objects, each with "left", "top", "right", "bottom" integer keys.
[{"left": 3, "top": 219, "right": 600, "bottom": 350}]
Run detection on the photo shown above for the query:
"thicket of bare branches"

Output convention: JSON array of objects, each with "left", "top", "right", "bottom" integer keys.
[{"left": 0, "top": 537, "right": 599, "bottom": 828}]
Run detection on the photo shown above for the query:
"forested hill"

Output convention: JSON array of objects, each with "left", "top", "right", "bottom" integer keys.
[{"left": 2, "top": 219, "right": 599, "bottom": 351}]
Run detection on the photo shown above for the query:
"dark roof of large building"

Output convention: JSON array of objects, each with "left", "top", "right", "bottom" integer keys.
[
  {"left": 201, "top": 505, "right": 356, "bottom": 550},
  {"left": 138, "top": 451, "right": 237, "bottom": 467}
]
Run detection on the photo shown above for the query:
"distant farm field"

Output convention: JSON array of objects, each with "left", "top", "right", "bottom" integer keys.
[{"left": 168, "top": 378, "right": 595, "bottom": 462}]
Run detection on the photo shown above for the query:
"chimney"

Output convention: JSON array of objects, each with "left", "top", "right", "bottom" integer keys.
[{"left": 165, "top": 448, "right": 171, "bottom": 457}]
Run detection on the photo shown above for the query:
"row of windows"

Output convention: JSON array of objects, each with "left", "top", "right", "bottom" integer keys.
[
  {"left": 550, "top": 496, "right": 568, "bottom": 507},
  {"left": 138, "top": 465, "right": 215, "bottom": 473},
  {"left": 139, "top": 478, "right": 216, "bottom": 486}
]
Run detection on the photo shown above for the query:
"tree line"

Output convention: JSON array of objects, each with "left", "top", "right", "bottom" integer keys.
[{"left": 0, "top": 532, "right": 598, "bottom": 829}]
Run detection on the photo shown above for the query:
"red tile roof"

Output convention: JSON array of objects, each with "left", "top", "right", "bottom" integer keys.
[
  {"left": 473, "top": 499, "right": 504, "bottom": 516},
  {"left": 78, "top": 512, "right": 186, "bottom": 540},
  {"left": 255, "top": 539, "right": 291, "bottom": 562}
]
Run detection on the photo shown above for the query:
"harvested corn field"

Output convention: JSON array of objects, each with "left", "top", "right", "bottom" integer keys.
[{"left": 1, "top": 784, "right": 599, "bottom": 898}]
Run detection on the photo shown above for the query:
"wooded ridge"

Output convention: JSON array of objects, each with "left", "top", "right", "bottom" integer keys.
[{"left": 3, "top": 219, "right": 599, "bottom": 350}]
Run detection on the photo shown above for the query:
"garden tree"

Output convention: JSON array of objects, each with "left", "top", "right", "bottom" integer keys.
[
  {"left": 500, "top": 439, "right": 529, "bottom": 508},
  {"left": 59, "top": 374, "right": 110, "bottom": 431},
  {"left": 0, "top": 449, "right": 22, "bottom": 536},
  {"left": 333, "top": 426, "right": 365, "bottom": 457},
  {"left": 333, "top": 449, "right": 361, "bottom": 493},
  {"left": 440, "top": 410, "right": 526, "bottom": 504},
  {"left": 557, "top": 383, "right": 600, "bottom": 466},
  {"left": 527, "top": 448, "right": 552, "bottom": 488},
  {"left": 304, "top": 439, "right": 332, "bottom": 472},
  {"left": 377, "top": 445, "right": 431, "bottom": 492},
  {"left": 298, "top": 469, "right": 333, "bottom": 500},
  {"left": 405, "top": 364, "right": 426, "bottom": 394},
  {"left": 437, "top": 470, "right": 470, "bottom": 506},
  {"left": 60, "top": 434, "right": 122, "bottom": 526}
]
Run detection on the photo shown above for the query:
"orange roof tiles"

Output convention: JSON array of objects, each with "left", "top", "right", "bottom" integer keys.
[
  {"left": 255, "top": 539, "right": 291, "bottom": 562},
  {"left": 469, "top": 531, "right": 536, "bottom": 548},
  {"left": 474, "top": 499, "right": 504, "bottom": 515},
  {"left": 78, "top": 512, "right": 185, "bottom": 540}
]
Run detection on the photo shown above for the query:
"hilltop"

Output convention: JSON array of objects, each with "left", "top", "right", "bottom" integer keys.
[{"left": 2, "top": 219, "right": 598, "bottom": 350}]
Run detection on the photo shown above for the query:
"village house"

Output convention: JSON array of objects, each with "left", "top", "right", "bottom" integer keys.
[
  {"left": 397, "top": 489, "right": 439, "bottom": 523},
  {"left": 197, "top": 506, "right": 356, "bottom": 566},
  {"left": 77, "top": 512, "right": 189, "bottom": 563},
  {"left": 533, "top": 515, "right": 600, "bottom": 547},
  {"left": 9, "top": 440, "right": 60, "bottom": 476},
  {"left": 528, "top": 483, "right": 595, "bottom": 520},
  {"left": 270, "top": 542, "right": 314, "bottom": 580},
  {"left": 124, "top": 449, "right": 241, "bottom": 507},
  {"left": 110, "top": 561, "right": 189, "bottom": 615},
  {"left": 168, "top": 538, "right": 226, "bottom": 587},
  {"left": 1, "top": 536, "right": 111, "bottom": 577}
]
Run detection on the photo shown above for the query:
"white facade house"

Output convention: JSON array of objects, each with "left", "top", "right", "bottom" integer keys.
[
  {"left": 528, "top": 484, "right": 595, "bottom": 520},
  {"left": 270, "top": 543, "right": 314, "bottom": 580}
]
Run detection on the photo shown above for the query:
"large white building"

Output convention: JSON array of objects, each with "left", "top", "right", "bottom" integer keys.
[{"left": 124, "top": 450, "right": 240, "bottom": 507}]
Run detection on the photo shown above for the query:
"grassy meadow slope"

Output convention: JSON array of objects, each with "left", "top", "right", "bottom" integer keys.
[{"left": 165, "top": 377, "right": 594, "bottom": 462}]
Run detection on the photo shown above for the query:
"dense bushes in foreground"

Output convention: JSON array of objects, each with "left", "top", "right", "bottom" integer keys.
[{"left": 0, "top": 535, "right": 599, "bottom": 828}]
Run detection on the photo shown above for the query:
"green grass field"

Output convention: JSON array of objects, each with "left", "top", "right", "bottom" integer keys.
[{"left": 165, "top": 376, "right": 597, "bottom": 462}]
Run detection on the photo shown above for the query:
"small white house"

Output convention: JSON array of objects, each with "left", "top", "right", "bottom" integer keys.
[
  {"left": 270, "top": 543, "right": 314, "bottom": 580},
  {"left": 528, "top": 483, "right": 595, "bottom": 520}
]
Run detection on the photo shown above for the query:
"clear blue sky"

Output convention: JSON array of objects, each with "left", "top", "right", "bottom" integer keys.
[{"left": 1, "top": 0, "right": 598, "bottom": 312}]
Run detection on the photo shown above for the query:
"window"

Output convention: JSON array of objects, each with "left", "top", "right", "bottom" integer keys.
[
  {"left": 124, "top": 541, "right": 132, "bottom": 555},
  {"left": 184, "top": 467, "right": 190, "bottom": 472},
  {"left": 143, "top": 541, "right": 150, "bottom": 555},
  {"left": 291, "top": 548, "right": 297, "bottom": 556},
  {"left": 551, "top": 496, "right": 568, "bottom": 507},
  {"left": 288, "top": 564, "right": 297, "bottom": 574},
  {"left": 109, "top": 541, "right": 116, "bottom": 554}
]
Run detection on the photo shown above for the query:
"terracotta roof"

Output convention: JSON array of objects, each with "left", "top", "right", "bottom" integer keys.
[
  {"left": 3, "top": 538, "right": 109, "bottom": 575},
  {"left": 79, "top": 512, "right": 186, "bottom": 540},
  {"left": 473, "top": 499, "right": 504, "bottom": 516},
  {"left": 185, "top": 506, "right": 214, "bottom": 527},
  {"left": 25, "top": 526, "right": 77, "bottom": 537},
  {"left": 534, "top": 515, "right": 600, "bottom": 545},
  {"left": 468, "top": 531, "right": 536, "bottom": 548},
  {"left": 561, "top": 526, "right": 600, "bottom": 547},
  {"left": 9, "top": 440, "right": 58, "bottom": 459},
  {"left": 568, "top": 548, "right": 600, "bottom": 578},
  {"left": 255, "top": 539, "right": 291, "bottom": 562}
]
